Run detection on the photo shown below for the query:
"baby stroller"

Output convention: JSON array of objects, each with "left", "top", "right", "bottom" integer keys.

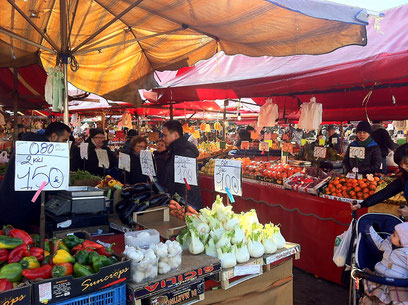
[{"left": 348, "top": 212, "right": 408, "bottom": 305}]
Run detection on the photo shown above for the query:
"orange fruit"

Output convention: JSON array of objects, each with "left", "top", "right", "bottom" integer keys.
[
  {"left": 363, "top": 193, "right": 369, "bottom": 199},
  {"left": 349, "top": 191, "right": 356, "bottom": 196},
  {"left": 363, "top": 188, "right": 369, "bottom": 193},
  {"left": 336, "top": 184, "right": 342, "bottom": 189},
  {"left": 357, "top": 192, "right": 363, "bottom": 198},
  {"left": 374, "top": 177, "right": 380, "bottom": 181},
  {"left": 342, "top": 186, "right": 347, "bottom": 191},
  {"left": 369, "top": 190, "right": 375, "bottom": 196},
  {"left": 355, "top": 187, "right": 361, "bottom": 192}
]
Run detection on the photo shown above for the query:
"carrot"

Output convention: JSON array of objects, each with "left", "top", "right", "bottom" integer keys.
[
  {"left": 169, "top": 204, "right": 177, "bottom": 210},
  {"left": 187, "top": 205, "right": 197, "bottom": 214},
  {"left": 170, "top": 210, "right": 176, "bottom": 217},
  {"left": 186, "top": 212, "right": 194, "bottom": 217}
]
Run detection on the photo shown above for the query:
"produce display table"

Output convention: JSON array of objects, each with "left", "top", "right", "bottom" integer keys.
[{"left": 199, "top": 175, "right": 367, "bottom": 284}]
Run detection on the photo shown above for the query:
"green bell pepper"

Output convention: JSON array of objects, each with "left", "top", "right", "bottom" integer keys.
[
  {"left": 63, "top": 235, "right": 84, "bottom": 249},
  {"left": 87, "top": 251, "right": 99, "bottom": 265},
  {"left": 44, "top": 240, "right": 51, "bottom": 253},
  {"left": 73, "top": 263, "right": 93, "bottom": 278},
  {"left": 74, "top": 250, "right": 89, "bottom": 265},
  {"left": 0, "top": 263, "right": 23, "bottom": 282},
  {"left": 30, "top": 234, "right": 40, "bottom": 247},
  {"left": 0, "top": 236, "right": 23, "bottom": 249},
  {"left": 91, "top": 255, "right": 113, "bottom": 273},
  {"left": 19, "top": 256, "right": 40, "bottom": 269},
  {"left": 41, "top": 255, "right": 53, "bottom": 266}
]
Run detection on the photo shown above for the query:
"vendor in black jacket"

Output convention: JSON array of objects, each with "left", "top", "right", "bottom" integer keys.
[
  {"left": 160, "top": 120, "right": 203, "bottom": 210},
  {"left": 0, "top": 122, "right": 71, "bottom": 230},
  {"left": 73, "top": 129, "right": 117, "bottom": 177},
  {"left": 351, "top": 143, "right": 408, "bottom": 215},
  {"left": 126, "top": 136, "right": 149, "bottom": 184},
  {"left": 327, "top": 125, "right": 341, "bottom": 153},
  {"left": 342, "top": 121, "right": 382, "bottom": 175}
]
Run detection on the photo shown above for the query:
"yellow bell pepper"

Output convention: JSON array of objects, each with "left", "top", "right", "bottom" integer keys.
[{"left": 53, "top": 249, "right": 75, "bottom": 264}]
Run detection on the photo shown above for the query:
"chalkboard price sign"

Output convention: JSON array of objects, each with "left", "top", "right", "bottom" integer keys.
[{"left": 15, "top": 141, "right": 69, "bottom": 191}]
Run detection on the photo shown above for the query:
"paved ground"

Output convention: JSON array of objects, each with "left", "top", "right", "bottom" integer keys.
[{"left": 293, "top": 267, "right": 349, "bottom": 305}]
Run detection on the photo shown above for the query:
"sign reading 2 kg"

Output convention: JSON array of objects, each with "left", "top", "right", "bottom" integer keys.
[
  {"left": 214, "top": 159, "right": 242, "bottom": 196},
  {"left": 15, "top": 141, "right": 69, "bottom": 191}
]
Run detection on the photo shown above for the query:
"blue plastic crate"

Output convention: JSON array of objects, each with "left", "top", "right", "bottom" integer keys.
[{"left": 54, "top": 283, "right": 126, "bottom": 305}]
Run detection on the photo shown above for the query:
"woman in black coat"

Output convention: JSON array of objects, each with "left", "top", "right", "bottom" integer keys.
[
  {"left": 126, "top": 136, "right": 149, "bottom": 184},
  {"left": 351, "top": 143, "right": 408, "bottom": 213}
]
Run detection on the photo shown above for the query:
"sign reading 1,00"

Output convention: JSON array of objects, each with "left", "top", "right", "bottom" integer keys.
[
  {"left": 214, "top": 159, "right": 242, "bottom": 196},
  {"left": 15, "top": 141, "right": 70, "bottom": 192}
]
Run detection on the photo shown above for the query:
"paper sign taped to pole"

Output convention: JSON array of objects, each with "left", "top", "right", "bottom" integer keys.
[
  {"left": 95, "top": 149, "right": 109, "bottom": 168},
  {"left": 118, "top": 152, "right": 131, "bottom": 172},
  {"left": 174, "top": 155, "right": 197, "bottom": 186},
  {"left": 214, "top": 159, "right": 242, "bottom": 196},
  {"left": 79, "top": 142, "right": 88, "bottom": 160},
  {"left": 140, "top": 150, "right": 156, "bottom": 176},
  {"left": 15, "top": 141, "right": 69, "bottom": 191}
]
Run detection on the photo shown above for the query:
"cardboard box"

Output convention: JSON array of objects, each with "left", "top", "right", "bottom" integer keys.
[
  {"left": 0, "top": 284, "right": 31, "bottom": 305},
  {"left": 31, "top": 259, "right": 130, "bottom": 305},
  {"left": 284, "top": 173, "right": 330, "bottom": 195}
]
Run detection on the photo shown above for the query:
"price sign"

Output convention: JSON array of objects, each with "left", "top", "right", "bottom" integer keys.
[
  {"left": 240, "top": 141, "right": 249, "bottom": 150},
  {"left": 234, "top": 265, "right": 260, "bottom": 276},
  {"left": 118, "top": 152, "right": 131, "bottom": 172},
  {"left": 265, "top": 140, "right": 273, "bottom": 148},
  {"left": 349, "top": 147, "right": 365, "bottom": 159},
  {"left": 15, "top": 141, "right": 69, "bottom": 191},
  {"left": 174, "top": 155, "right": 197, "bottom": 186},
  {"left": 314, "top": 147, "right": 327, "bottom": 158},
  {"left": 259, "top": 141, "right": 269, "bottom": 152},
  {"left": 332, "top": 137, "right": 338, "bottom": 144},
  {"left": 319, "top": 139, "right": 326, "bottom": 146},
  {"left": 95, "top": 149, "right": 109, "bottom": 168},
  {"left": 79, "top": 142, "right": 88, "bottom": 160},
  {"left": 301, "top": 139, "right": 307, "bottom": 146},
  {"left": 140, "top": 150, "right": 156, "bottom": 176},
  {"left": 282, "top": 142, "right": 293, "bottom": 153},
  {"left": 214, "top": 159, "right": 242, "bottom": 196}
]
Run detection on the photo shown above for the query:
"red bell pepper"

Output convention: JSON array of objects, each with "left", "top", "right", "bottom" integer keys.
[
  {"left": 29, "top": 247, "right": 44, "bottom": 262},
  {"left": 0, "top": 278, "right": 13, "bottom": 292},
  {"left": 22, "top": 265, "right": 52, "bottom": 280},
  {"left": 9, "top": 229, "right": 33, "bottom": 246},
  {"left": 52, "top": 263, "right": 73, "bottom": 277},
  {"left": 8, "top": 244, "right": 29, "bottom": 263},
  {"left": 0, "top": 249, "right": 8, "bottom": 263},
  {"left": 82, "top": 240, "right": 103, "bottom": 250},
  {"left": 97, "top": 246, "right": 114, "bottom": 257}
]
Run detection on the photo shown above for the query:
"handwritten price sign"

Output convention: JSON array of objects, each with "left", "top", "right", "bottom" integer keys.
[
  {"left": 214, "top": 159, "right": 242, "bottom": 196},
  {"left": 140, "top": 150, "right": 156, "bottom": 176},
  {"left": 174, "top": 155, "right": 197, "bottom": 186},
  {"left": 15, "top": 141, "right": 69, "bottom": 191},
  {"left": 349, "top": 147, "right": 365, "bottom": 159},
  {"left": 314, "top": 147, "right": 327, "bottom": 158}
]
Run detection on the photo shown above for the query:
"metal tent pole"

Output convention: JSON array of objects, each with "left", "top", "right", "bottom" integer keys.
[{"left": 60, "top": 0, "right": 69, "bottom": 125}]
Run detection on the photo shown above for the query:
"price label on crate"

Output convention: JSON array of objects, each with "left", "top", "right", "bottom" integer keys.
[
  {"left": 313, "top": 147, "right": 327, "bottom": 158},
  {"left": 174, "top": 155, "right": 197, "bottom": 186},
  {"left": 349, "top": 147, "right": 365, "bottom": 159},
  {"left": 214, "top": 159, "right": 242, "bottom": 196},
  {"left": 259, "top": 141, "right": 269, "bottom": 152},
  {"left": 234, "top": 265, "right": 260, "bottom": 276},
  {"left": 140, "top": 150, "right": 156, "bottom": 176},
  {"left": 15, "top": 141, "right": 69, "bottom": 191}
]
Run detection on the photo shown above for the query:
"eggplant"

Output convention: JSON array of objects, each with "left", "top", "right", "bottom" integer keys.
[
  {"left": 120, "top": 200, "right": 142, "bottom": 225},
  {"left": 152, "top": 179, "right": 165, "bottom": 194},
  {"left": 135, "top": 201, "right": 150, "bottom": 212},
  {"left": 172, "top": 193, "right": 187, "bottom": 206},
  {"left": 146, "top": 194, "right": 171, "bottom": 208},
  {"left": 121, "top": 183, "right": 151, "bottom": 198},
  {"left": 115, "top": 199, "right": 131, "bottom": 213},
  {"left": 130, "top": 190, "right": 152, "bottom": 204}
]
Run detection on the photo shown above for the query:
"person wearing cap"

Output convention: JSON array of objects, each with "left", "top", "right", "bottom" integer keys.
[
  {"left": 327, "top": 125, "right": 341, "bottom": 153},
  {"left": 73, "top": 128, "right": 117, "bottom": 177},
  {"left": 358, "top": 223, "right": 408, "bottom": 304},
  {"left": 342, "top": 121, "right": 382, "bottom": 175}
]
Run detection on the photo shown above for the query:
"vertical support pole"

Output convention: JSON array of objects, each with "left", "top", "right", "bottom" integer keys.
[
  {"left": 102, "top": 112, "right": 106, "bottom": 130},
  {"left": 170, "top": 104, "right": 174, "bottom": 120},
  {"left": 223, "top": 100, "right": 228, "bottom": 141},
  {"left": 40, "top": 191, "right": 46, "bottom": 248},
  {"left": 340, "top": 122, "right": 344, "bottom": 154},
  {"left": 60, "top": 0, "right": 69, "bottom": 125},
  {"left": 12, "top": 68, "right": 19, "bottom": 144}
]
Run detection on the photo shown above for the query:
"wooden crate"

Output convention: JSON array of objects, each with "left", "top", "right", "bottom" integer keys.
[
  {"left": 209, "top": 257, "right": 264, "bottom": 290},
  {"left": 133, "top": 206, "right": 186, "bottom": 240}
]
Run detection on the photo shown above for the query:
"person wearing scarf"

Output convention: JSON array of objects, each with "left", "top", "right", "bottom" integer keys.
[{"left": 343, "top": 121, "right": 382, "bottom": 175}]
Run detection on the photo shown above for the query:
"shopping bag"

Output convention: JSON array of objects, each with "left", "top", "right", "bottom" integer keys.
[
  {"left": 257, "top": 98, "right": 278, "bottom": 128},
  {"left": 333, "top": 222, "right": 353, "bottom": 267}
]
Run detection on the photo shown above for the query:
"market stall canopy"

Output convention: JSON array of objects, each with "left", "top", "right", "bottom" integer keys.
[
  {"left": 0, "top": 0, "right": 368, "bottom": 106},
  {"left": 148, "top": 5, "right": 407, "bottom": 121}
]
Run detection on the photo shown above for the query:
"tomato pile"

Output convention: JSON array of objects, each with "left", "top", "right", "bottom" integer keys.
[
  {"left": 323, "top": 176, "right": 383, "bottom": 200},
  {"left": 243, "top": 162, "right": 304, "bottom": 184}
]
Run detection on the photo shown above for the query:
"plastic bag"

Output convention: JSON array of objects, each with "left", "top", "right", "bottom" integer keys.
[
  {"left": 333, "top": 222, "right": 353, "bottom": 267},
  {"left": 257, "top": 98, "right": 278, "bottom": 128},
  {"left": 298, "top": 97, "right": 322, "bottom": 130}
]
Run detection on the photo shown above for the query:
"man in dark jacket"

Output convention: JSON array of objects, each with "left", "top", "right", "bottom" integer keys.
[
  {"left": 0, "top": 122, "right": 71, "bottom": 230},
  {"left": 160, "top": 120, "right": 202, "bottom": 210},
  {"left": 371, "top": 122, "right": 397, "bottom": 173},
  {"left": 327, "top": 125, "right": 341, "bottom": 153},
  {"left": 343, "top": 121, "right": 382, "bottom": 175}
]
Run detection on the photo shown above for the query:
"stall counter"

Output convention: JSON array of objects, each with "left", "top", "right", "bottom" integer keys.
[{"left": 199, "top": 175, "right": 367, "bottom": 284}]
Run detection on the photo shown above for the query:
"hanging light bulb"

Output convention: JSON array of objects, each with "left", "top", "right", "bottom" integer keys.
[{"left": 237, "top": 113, "right": 242, "bottom": 121}]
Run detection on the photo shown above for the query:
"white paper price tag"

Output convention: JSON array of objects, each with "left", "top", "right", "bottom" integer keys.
[
  {"left": 140, "top": 150, "right": 156, "bottom": 176},
  {"left": 79, "top": 142, "right": 88, "bottom": 160},
  {"left": 174, "top": 155, "right": 197, "bottom": 186},
  {"left": 349, "top": 147, "right": 365, "bottom": 159},
  {"left": 214, "top": 159, "right": 242, "bottom": 196},
  {"left": 234, "top": 265, "right": 261, "bottom": 276},
  {"left": 15, "top": 141, "right": 69, "bottom": 191},
  {"left": 118, "top": 152, "right": 131, "bottom": 172},
  {"left": 332, "top": 137, "right": 338, "bottom": 144},
  {"left": 95, "top": 149, "right": 109, "bottom": 169},
  {"left": 346, "top": 172, "right": 356, "bottom": 179},
  {"left": 313, "top": 147, "right": 327, "bottom": 158},
  {"left": 259, "top": 141, "right": 269, "bottom": 151}
]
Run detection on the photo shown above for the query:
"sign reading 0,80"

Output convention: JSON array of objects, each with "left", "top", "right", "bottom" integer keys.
[
  {"left": 14, "top": 141, "right": 70, "bottom": 191},
  {"left": 214, "top": 159, "right": 242, "bottom": 196}
]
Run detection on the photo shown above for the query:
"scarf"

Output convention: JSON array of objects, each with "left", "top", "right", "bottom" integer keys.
[{"left": 357, "top": 136, "right": 372, "bottom": 148}]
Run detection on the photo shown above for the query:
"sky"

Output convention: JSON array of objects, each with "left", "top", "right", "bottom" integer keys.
[{"left": 326, "top": 0, "right": 408, "bottom": 11}]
